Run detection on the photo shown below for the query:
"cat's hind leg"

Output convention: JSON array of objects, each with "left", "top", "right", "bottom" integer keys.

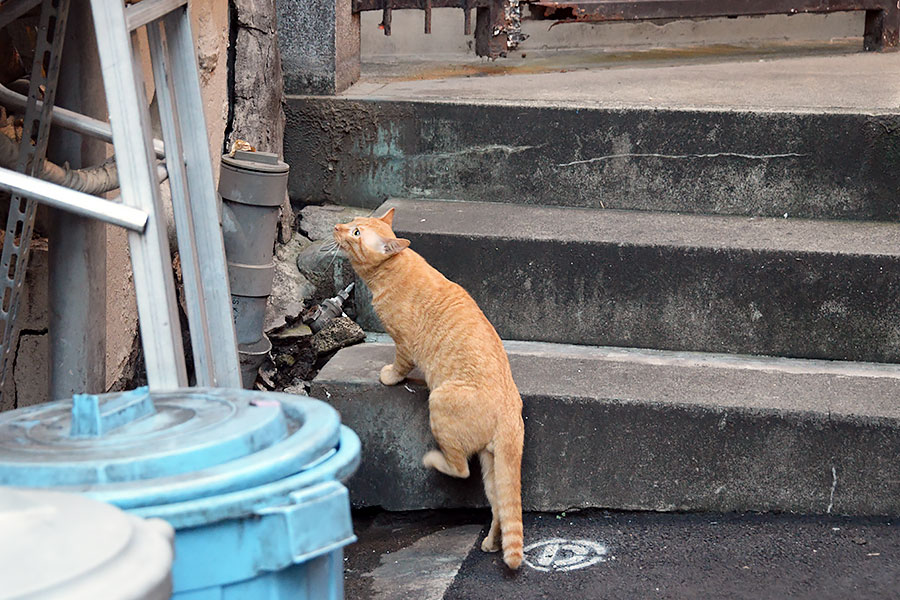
[
  {"left": 380, "top": 345, "right": 413, "bottom": 386},
  {"left": 479, "top": 449, "right": 502, "bottom": 553},
  {"left": 423, "top": 384, "right": 472, "bottom": 479},
  {"left": 422, "top": 449, "right": 469, "bottom": 478}
]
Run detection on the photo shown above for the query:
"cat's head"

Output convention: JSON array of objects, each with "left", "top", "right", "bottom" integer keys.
[{"left": 333, "top": 207, "right": 411, "bottom": 267}]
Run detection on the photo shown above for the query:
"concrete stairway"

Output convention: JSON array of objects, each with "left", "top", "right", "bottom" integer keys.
[{"left": 289, "top": 50, "right": 900, "bottom": 515}]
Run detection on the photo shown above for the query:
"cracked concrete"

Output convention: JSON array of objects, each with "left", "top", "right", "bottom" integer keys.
[
  {"left": 828, "top": 466, "right": 839, "bottom": 515},
  {"left": 286, "top": 51, "right": 900, "bottom": 218},
  {"left": 555, "top": 151, "right": 809, "bottom": 167}
]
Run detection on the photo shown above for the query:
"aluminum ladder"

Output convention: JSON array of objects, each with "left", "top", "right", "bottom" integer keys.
[{"left": 0, "top": 0, "right": 242, "bottom": 391}]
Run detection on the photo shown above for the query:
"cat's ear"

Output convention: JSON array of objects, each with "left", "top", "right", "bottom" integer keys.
[
  {"left": 379, "top": 207, "right": 395, "bottom": 226},
  {"left": 382, "top": 237, "right": 410, "bottom": 255}
]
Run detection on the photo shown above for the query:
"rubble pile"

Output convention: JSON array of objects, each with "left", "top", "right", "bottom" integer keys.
[{"left": 253, "top": 203, "right": 371, "bottom": 392}]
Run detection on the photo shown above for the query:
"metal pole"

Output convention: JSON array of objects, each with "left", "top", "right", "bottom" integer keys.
[
  {"left": 0, "top": 167, "right": 148, "bottom": 232},
  {"left": 0, "top": 83, "right": 166, "bottom": 159},
  {"left": 47, "top": 4, "right": 109, "bottom": 399}
]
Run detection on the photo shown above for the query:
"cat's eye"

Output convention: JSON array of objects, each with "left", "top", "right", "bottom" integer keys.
[{"left": 352, "top": 228, "right": 360, "bottom": 236}]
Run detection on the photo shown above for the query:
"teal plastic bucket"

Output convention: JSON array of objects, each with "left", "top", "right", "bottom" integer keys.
[{"left": 0, "top": 388, "right": 361, "bottom": 599}]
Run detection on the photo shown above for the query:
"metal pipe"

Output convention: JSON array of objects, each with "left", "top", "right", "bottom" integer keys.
[
  {"left": 219, "top": 150, "right": 289, "bottom": 388},
  {"left": 0, "top": 166, "right": 148, "bottom": 231},
  {"left": 0, "top": 0, "right": 41, "bottom": 30},
  {"left": 48, "top": 2, "right": 109, "bottom": 401},
  {"left": 0, "top": 83, "right": 166, "bottom": 159}
]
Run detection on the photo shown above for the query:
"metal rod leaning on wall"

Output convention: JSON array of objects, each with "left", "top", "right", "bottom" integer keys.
[
  {"left": 0, "top": 0, "right": 41, "bottom": 30},
  {"left": 0, "top": 166, "right": 149, "bottom": 232},
  {"left": 0, "top": 83, "right": 166, "bottom": 159}
]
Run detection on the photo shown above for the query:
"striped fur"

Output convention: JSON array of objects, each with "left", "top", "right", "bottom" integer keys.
[{"left": 335, "top": 208, "right": 525, "bottom": 570}]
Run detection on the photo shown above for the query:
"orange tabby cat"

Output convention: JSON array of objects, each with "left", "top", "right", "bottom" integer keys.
[{"left": 333, "top": 208, "right": 525, "bottom": 569}]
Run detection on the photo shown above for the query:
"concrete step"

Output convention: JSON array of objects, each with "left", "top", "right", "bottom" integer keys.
[
  {"left": 284, "top": 53, "right": 900, "bottom": 220},
  {"left": 336, "top": 198, "right": 900, "bottom": 363},
  {"left": 312, "top": 339, "right": 900, "bottom": 515}
]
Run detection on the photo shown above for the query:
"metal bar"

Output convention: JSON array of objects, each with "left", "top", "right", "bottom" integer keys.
[
  {"left": 124, "top": 0, "right": 187, "bottom": 31},
  {"left": 0, "top": 0, "right": 70, "bottom": 401},
  {"left": 475, "top": 1, "right": 507, "bottom": 57},
  {"left": 354, "top": 0, "right": 489, "bottom": 9},
  {"left": 163, "top": 8, "right": 242, "bottom": 388},
  {"left": 0, "top": 166, "right": 148, "bottom": 231},
  {"left": 864, "top": 6, "right": 900, "bottom": 49},
  {"left": 0, "top": 83, "right": 166, "bottom": 159},
  {"left": 0, "top": 0, "right": 41, "bottom": 30},
  {"left": 147, "top": 20, "right": 215, "bottom": 387},
  {"left": 91, "top": 0, "right": 188, "bottom": 390},
  {"left": 350, "top": 0, "right": 891, "bottom": 15},
  {"left": 48, "top": 1, "right": 108, "bottom": 400},
  {"left": 464, "top": 0, "right": 473, "bottom": 34},
  {"left": 382, "top": 0, "right": 393, "bottom": 35},
  {"left": 528, "top": 0, "right": 893, "bottom": 21}
]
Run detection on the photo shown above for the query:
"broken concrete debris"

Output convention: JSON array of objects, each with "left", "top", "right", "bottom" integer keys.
[
  {"left": 264, "top": 235, "right": 316, "bottom": 333},
  {"left": 299, "top": 204, "right": 371, "bottom": 241},
  {"left": 311, "top": 316, "right": 366, "bottom": 356},
  {"left": 257, "top": 310, "right": 365, "bottom": 392},
  {"left": 296, "top": 239, "right": 345, "bottom": 299},
  {"left": 255, "top": 207, "right": 368, "bottom": 391}
]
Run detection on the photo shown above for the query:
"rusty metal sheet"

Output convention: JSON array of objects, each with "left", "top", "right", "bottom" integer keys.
[
  {"left": 354, "top": 0, "right": 490, "bottom": 11},
  {"left": 529, "top": 0, "right": 894, "bottom": 21}
]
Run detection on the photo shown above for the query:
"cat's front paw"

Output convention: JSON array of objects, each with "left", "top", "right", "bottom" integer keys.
[{"left": 379, "top": 364, "right": 405, "bottom": 386}]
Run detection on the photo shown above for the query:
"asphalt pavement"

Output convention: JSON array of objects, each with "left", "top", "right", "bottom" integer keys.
[{"left": 346, "top": 508, "right": 900, "bottom": 600}]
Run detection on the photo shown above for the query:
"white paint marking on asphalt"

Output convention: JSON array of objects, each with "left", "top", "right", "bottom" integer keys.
[
  {"left": 524, "top": 538, "right": 610, "bottom": 572},
  {"left": 827, "top": 465, "right": 837, "bottom": 514}
]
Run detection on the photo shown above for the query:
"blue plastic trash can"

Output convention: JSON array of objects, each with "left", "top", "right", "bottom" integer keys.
[
  {"left": 0, "top": 388, "right": 361, "bottom": 599},
  {"left": 0, "top": 487, "right": 175, "bottom": 599}
]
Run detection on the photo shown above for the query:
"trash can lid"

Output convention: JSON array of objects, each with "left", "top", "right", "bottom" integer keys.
[
  {"left": 221, "top": 150, "right": 289, "bottom": 174},
  {"left": 0, "top": 487, "right": 174, "bottom": 600},
  {"left": 0, "top": 388, "right": 341, "bottom": 510}
]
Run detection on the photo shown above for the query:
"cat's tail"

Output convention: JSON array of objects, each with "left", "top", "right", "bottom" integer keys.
[{"left": 494, "top": 421, "right": 525, "bottom": 569}]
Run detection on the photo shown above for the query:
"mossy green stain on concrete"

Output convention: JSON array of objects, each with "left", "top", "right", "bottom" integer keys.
[{"left": 285, "top": 98, "right": 900, "bottom": 220}]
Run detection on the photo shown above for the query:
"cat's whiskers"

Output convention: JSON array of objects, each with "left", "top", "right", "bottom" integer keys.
[{"left": 327, "top": 247, "right": 340, "bottom": 268}]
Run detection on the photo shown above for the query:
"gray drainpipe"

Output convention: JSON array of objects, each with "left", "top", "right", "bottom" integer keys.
[{"left": 218, "top": 151, "right": 289, "bottom": 388}]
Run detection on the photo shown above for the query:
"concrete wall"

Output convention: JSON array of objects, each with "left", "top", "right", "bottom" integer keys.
[{"left": 362, "top": 9, "right": 863, "bottom": 59}]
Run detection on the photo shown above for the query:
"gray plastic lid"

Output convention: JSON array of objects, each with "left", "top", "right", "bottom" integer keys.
[
  {"left": 0, "top": 487, "right": 173, "bottom": 599},
  {"left": 221, "top": 150, "right": 289, "bottom": 174}
]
